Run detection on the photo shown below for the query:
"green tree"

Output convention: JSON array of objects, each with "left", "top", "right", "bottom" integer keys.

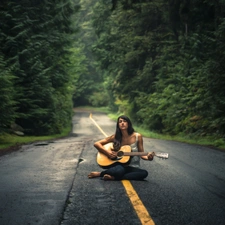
[
  {"left": 0, "top": 54, "right": 16, "bottom": 133},
  {"left": 0, "top": 0, "right": 80, "bottom": 135},
  {"left": 90, "top": 0, "right": 225, "bottom": 138}
]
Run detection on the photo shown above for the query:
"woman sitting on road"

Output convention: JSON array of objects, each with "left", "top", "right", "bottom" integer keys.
[{"left": 88, "top": 115, "right": 154, "bottom": 181}]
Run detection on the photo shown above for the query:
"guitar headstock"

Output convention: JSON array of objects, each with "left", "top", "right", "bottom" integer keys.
[{"left": 155, "top": 153, "right": 169, "bottom": 159}]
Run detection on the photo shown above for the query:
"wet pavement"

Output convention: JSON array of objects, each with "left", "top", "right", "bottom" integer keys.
[{"left": 0, "top": 111, "right": 225, "bottom": 225}]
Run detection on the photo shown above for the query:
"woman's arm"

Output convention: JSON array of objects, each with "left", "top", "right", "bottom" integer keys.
[
  {"left": 94, "top": 135, "right": 117, "bottom": 159},
  {"left": 137, "top": 134, "right": 154, "bottom": 161}
]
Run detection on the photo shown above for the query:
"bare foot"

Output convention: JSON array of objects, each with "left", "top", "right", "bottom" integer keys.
[
  {"left": 103, "top": 174, "right": 115, "bottom": 181},
  {"left": 88, "top": 171, "right": 101, "bottom": 178}
]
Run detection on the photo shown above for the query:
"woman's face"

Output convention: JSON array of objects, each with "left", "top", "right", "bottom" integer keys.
[{"left": 118, "top": 118, "right": 128, "bottom": 130}]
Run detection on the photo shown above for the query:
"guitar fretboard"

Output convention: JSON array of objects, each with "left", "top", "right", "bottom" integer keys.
[
  {"left": 122, "top": 152, "right": 169, "bottom": 159},
  {"left": 123, "top": 152, "right": 148, "bottom": 156}
]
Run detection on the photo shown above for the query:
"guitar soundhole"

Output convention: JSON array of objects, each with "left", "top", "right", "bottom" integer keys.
[{"left": 117, "top": 151, "right": 124, "bottom": 157}]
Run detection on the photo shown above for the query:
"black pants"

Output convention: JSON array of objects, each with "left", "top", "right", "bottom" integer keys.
[{"left": 100, "top": 164, "right": 148, "bottom": 180}]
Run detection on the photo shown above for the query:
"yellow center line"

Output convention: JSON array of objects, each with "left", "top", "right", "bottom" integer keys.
[
  {"left": 89, "top": 113, "right": 155, "bottom": 225},
  {"left": 89, "top": 113, "right": 108, "bottom": 137}
]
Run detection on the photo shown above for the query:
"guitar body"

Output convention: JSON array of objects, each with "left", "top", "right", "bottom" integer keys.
[
  {"left": 96, "top": 143, "right": 169, "bottom": 167},
  {"left": 97, "top": 143, "right": 131, "bottom": 167}
]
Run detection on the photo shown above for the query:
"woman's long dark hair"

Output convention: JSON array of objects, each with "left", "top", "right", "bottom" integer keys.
[{"left": 113, "top": 115, "right": 134, "bottom": 150}]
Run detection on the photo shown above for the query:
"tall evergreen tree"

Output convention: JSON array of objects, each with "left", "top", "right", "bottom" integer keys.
[
  {"left": 0, "top": 0, "right": 80, "bottom": 135},
  {"left": 0, "top": 54, "right": 16, "bottom": 133},
  {"left": 90, "top": 0, "right": 225, "bottom": 138}
]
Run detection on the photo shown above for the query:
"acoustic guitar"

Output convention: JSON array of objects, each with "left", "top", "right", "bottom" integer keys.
[{"left": 97, "top": 142, "right": 169, "bottom": 167}]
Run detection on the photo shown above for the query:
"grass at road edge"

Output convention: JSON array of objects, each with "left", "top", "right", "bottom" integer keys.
[
  {"left": 0, "top": 127, "right": 71, "bottom": 153},
  {"left": 79, "top": 106, "right": 225, "bottom": 150},
  {"left": 106, "top": 110, "right": 225, "bottom": 151}
]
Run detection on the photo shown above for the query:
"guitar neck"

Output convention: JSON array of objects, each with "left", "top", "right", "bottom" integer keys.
[
  {"left": 123, "top": 152, "right": 148, "bottom": 156},
  {"left": 122, "top": 151, "right": 169, "bottom": 159}
]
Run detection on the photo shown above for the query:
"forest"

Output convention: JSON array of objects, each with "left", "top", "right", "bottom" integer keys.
[{"left": 1, "top": 0, "right": 225, "bottom": 146}]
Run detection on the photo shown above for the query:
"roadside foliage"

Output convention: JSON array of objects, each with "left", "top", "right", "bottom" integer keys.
[
  {"left": 88, "top": 0, "right": 225, "bottom": 139},
  {"left": 1, "top": 0, "right": 225, "bottom": 143},
  {"left": 0, "top": 0, "right": 81, "bottom": 135}
]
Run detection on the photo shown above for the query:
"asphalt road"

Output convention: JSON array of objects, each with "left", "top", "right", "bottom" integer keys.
[{"left": 0, "top": 110, "right": 225, "bottom": 225}]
